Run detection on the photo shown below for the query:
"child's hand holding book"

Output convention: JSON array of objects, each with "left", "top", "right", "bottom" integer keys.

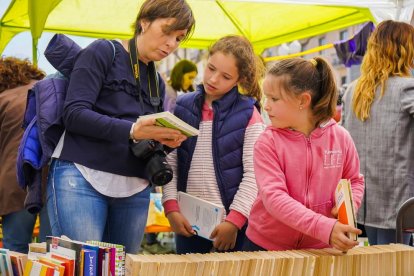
[
  {"left": 330, "top": 221, "right": 362, "bottom": 252},
  {"left": 166, "top": 211, "right": 195, "bottom": 237},
  {"left": 332, "top": 179, "right": 362, "bottom": 252}
]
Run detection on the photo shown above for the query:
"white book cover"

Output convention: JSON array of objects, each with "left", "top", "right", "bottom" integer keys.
[
  {"left": 139, "top": 111, "right": 199, "bottom": 137},
  {"left": 177, "top": 191, "right": 225, "bottom": 240}
]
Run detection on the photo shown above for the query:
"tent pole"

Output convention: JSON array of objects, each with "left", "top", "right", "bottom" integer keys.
[
  {"left": 32, "top": 37, "right": 38, "bottom": 66},
  {"left": 215, "top": 0, "right": 249, "bottom": 38}
]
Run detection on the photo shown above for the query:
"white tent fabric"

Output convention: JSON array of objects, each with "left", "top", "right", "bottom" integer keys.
[{"left": 247, "top": 0, "right": 414, "bottom": 22}]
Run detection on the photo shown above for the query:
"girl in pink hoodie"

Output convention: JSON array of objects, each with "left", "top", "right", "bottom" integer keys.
[{"left": 244, "top": 57, "right": 364, "bottom": 252}]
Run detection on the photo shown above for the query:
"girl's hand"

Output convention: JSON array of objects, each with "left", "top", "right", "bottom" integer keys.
[
  {"left": 166, "top": 211, "right": 195, "bottom": 237},
  {"left": 132, "top": 118, "right": 187, "bottom": 148},
  {"left": 329, "top": 221, "right": 361, "bottom": 252},
  {"left": 210, "top": 221, "right": 238, "bottom": 251}
]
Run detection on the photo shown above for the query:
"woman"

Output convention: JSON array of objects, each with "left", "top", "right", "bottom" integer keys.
[
  {"left": 0, "top": 57, "right": 50, "bottom": 253},
  {"left": 342, "top": 20, "right": 414, "bottom": 245},
  {"left": 164, "top": 59, "right": 198, "bottom": 112},
  {"left": 47, "top": 0, "right": 195, "bottom": 253}
]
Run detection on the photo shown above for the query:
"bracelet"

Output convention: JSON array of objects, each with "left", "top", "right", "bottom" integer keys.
[
  {"left": 129, "top": 123, "right": 141, "bottom": 143},
  {"left": 129, "top": 123, "right": 136, "bottom": 140}
]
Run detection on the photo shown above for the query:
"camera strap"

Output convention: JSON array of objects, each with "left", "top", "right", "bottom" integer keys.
[{"left": 128, "top": 37, "right": 161, "bottom": 113}]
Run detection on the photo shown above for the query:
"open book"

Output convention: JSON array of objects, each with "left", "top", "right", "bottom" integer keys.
[
  {"left": 178, "top": 192, "right": 225, "bottom": 240},
  {"left": 335, "top": 179, "right": 357, "bottom": 241},
  {"left": 139, "top": 111, "right": 199, "bottom": 137}
]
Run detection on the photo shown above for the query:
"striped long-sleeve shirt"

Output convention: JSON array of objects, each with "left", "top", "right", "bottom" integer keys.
[{"left": 162, "top": 102, "right": 265, "bottom": 229}]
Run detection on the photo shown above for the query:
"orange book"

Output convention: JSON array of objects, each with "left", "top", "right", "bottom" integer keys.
[
  {"left": 335, "top": 179, "right": 357, "bottom": 241},
  {"left": 50, "top": 253, "right": 75, "bottom": 276}
]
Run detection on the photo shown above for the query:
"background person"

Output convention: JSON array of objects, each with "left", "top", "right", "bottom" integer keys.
[
  {"left": 342, "top": 20, "right": 414, "bottom": 245},
  {"left": 164, "top": 59, "right": 198, "bottom": 112},
  {"left": 46, "top": 0, "right": 195, "bottom": 254},
  {"left": 0, "top": 56, "right": 51, "bottom": 253}
]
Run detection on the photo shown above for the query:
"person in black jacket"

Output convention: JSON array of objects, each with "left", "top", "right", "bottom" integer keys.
[{"left": 46, "top": 0, "right": 195, "bottom": 254}]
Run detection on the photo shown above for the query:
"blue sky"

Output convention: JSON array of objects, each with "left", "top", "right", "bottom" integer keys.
[{"left": 0, "top": 0, "right": 95, "bottom": 74}]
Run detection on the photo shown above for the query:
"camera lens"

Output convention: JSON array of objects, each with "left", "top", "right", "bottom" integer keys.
[{"left": 146, "top": 154, "right": 173, "bottom": 186}]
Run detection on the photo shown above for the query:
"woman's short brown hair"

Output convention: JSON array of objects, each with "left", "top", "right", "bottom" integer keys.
[
  {"left": 133, "top": 0, "right": 195, "bottom": 40},
  {"left": 0, "top": 56, "right": 45, "bottom": 93}
]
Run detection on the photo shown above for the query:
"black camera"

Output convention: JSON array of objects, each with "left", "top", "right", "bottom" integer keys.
[{"left": 130, "top": 139, "right": 173, "bottom": 186}]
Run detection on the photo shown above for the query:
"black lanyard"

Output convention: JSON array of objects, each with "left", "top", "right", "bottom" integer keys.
[{"left": 128, "top": 38, "right": 161, "bottom": 113}]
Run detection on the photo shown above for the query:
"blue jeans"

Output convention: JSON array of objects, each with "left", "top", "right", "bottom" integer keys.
[
  {"left": 365, "top": 225, "right": 411, "bottom": 245},
  {"left": 2, "top": 207, "right": 51, "bottom": 253},
  {"left": 46, "top": 159, "right": 150, "bottom": 253}
]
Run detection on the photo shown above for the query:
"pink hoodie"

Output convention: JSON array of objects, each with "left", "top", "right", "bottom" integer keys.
[{"left": 246, "top": 119, "right": 364, "bottom": 250}]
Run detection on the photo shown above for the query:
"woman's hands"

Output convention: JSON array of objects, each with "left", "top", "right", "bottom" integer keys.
[
  {"left": 329, "top": 221, "right": 361, "bottom": 252},
  {"left": 166, "top": 211, "right": 195, "bottom": 237},
  {"left": 210, "top": 221, "right": 238, "bottom": 251},
  {"left": 131, "top": 117, "right": 187, "bottom": 148}
]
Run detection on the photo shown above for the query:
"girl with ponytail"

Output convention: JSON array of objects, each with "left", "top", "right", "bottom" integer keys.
[{"left": 244, "top": 57, "right": 364, "bottom": 253}]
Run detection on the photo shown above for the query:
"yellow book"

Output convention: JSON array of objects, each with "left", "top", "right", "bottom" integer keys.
[{"left": 23, "top": 259, "right": 34, "bottom": 276}]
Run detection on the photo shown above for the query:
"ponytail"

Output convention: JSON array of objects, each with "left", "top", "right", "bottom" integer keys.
[
  {"left": 267, "top": 57, "right": 337, "bottom": 126},
  {"left": 311, "top": 57, "right": 337, "bottom": 125}
]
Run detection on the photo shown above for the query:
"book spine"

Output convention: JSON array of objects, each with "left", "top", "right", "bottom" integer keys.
[{"left": 83, "top": 250, "right": 97, "bottom": 276}]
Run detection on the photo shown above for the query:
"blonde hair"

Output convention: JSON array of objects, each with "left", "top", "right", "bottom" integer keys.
[
  {"left": 209, "top": 35, "right": 265, "bottom": 104},
  {"left": 352, "top": 20, "right": 414, "bottom": 121},
  {"left": 267, "top": 57, "right": 337, "bottom": 126}
]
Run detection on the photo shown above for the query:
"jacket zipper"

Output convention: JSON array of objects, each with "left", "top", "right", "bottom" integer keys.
[{"left": 296, "top": 136, "right": 313, "bottom": 248}]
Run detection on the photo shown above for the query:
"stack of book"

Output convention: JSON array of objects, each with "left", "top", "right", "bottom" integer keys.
[
  {"left": 125, "top": 244, "right": 414, "bottom": 276},
  {"left": 0, "top": 249, "right": 27, "bottom": 276},
  {"left": 22, "top": 236, "right": 125, "bottom": 276}
]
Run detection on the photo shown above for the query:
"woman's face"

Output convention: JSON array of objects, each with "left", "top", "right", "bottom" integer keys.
[
  {"left": 181, "top": 71, "right": 197, "bottom": 91},
  {"left": 138, "top": 18, "right": 187, "bottom": 63}
]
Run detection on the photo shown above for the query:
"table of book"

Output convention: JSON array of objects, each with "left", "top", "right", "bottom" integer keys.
[
  {"left": 126, "top": 243, "right": 414, "bottom": 276},
  {"left": 3, "top": 242, "right": 414, "bottom": 275}
]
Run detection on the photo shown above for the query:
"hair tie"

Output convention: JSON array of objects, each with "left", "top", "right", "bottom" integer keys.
[{"left": 309, "top": 59, "right": 317, "bottom": 67}]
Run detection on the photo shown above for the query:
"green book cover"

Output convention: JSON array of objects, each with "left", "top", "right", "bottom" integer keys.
[{"left": 139, "top": 111, "right": 199, "bottom": 137}]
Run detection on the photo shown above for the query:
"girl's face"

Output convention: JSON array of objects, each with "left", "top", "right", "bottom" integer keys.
[
  {"left": 181, "top": 71, "right": 197, "bottom": 91},
  {"left": 139, "top": 18, "right": 187, "bottom": 63},
  {"left": 203, "top": 52, "right": 239, "bottom": 103},
  {"left": 263, "top": 75, "right": 301, "bottom": 129}
]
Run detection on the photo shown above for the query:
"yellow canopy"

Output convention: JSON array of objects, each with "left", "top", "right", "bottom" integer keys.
[{"left": 0, "top": 0, "right": 374, "bottom": 63}]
